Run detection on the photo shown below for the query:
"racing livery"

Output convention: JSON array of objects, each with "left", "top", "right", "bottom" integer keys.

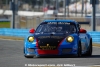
[{"left": 24, "top": 20, "right": 92, "bottom": 58}]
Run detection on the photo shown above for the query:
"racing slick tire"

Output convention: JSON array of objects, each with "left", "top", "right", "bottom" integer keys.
[
  {"left": 24, "top": 48, "right": 34, "bottom": 58},
  {"left": 24, "top": 55, "right": 34, "bottom": 58},
  {"left": 23, "top": 48, "right": 40, "bottom": 58},
  {"left": 24, "top": 55, "right": 39, "bottom": 58},
  {"left": 33, "top": 55, "right": 40, "bottom": 58},
  {"left": 85, "top": 39, "right": 92, "bottom": 56},
  {"left": 77, "top": 41, "right": 82, "bottom": 57}
]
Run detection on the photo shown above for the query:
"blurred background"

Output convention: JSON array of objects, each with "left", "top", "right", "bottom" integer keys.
[{"left": 0, "top": 0, "right": 100, "bottom": 31}]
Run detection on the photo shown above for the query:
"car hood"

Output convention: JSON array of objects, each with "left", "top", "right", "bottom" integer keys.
[
  {"left": 34, "top": 33, "right": 70, "bottom": 49},
  {"left": 34, "top": 33, "right": 70, "bottom": 40}
]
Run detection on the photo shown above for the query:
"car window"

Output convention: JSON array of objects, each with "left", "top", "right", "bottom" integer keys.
[{"left": 35, "top": 22, "right": 76, "bottom": 33}]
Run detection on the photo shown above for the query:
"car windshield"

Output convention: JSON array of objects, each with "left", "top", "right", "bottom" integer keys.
[{"left": 35, "top": 22, "right": 76, "bottom": 33}]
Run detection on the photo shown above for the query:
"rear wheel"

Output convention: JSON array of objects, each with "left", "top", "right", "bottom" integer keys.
[{"left": 85, "top": 39, "right": 92, "bottom": 56}]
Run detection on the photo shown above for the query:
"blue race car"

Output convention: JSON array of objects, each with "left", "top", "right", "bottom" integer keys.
[{"left": 24, "top": 20, "right": 92, "bottom": 58}]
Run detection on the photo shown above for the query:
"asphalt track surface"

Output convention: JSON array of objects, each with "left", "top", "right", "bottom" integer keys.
[{"left": 0, "top": 39, "right": 100, "bottom": 67}]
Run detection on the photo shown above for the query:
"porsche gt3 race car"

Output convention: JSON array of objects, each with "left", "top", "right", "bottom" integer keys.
[{"left": 24, "top": 20, "right": 92, "bottom": 58}]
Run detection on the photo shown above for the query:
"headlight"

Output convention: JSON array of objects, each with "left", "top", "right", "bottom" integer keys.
[
  {"left": 66, "top": 36, "right": 74, "bottom": 43},
  {"left": 28, "top": 36, "right": 34, "bottom": 42}
]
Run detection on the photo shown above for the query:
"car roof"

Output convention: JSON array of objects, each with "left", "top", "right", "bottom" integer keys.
[{"left": 43, "top": 20, "right": 77, "bottom": 24}]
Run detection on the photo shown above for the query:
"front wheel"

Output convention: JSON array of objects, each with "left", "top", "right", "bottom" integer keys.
[
  {"left": 24, "top": 55, "right": 40, "bottom": 58},
  {"left": 24, "top": 55, "right": 34, "bottom": 58}
]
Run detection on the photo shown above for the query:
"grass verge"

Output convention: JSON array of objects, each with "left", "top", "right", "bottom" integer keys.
[{"left": 0, "top": 22, "right": 10, "bottom": 28}]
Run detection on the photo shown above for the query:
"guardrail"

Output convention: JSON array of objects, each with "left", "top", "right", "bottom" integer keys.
[{"left": 0, "top": 28, "right": 100, "bottom": 44}]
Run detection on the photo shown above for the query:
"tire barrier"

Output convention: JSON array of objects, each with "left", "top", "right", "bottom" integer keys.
[
  {"left": 88, "top": 31, "right": 100, "bottom": 44},
  {"left": 0, "top": 28, "right": 30, "bottom": 37}
]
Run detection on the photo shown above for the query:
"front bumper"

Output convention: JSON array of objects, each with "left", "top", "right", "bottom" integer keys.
[
  {"left": 24, "top": 48, "right": 78, "bottom": 56},
  {"left": 24, "top": 40, "right": 78, "bottom": 56}
]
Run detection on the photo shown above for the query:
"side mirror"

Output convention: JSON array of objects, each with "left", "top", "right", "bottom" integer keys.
[
  {"left": 29, "top": 28, "right": 35, "bottom": 33},
  {"left": 79, "top": 28, "right": 87, "bottom": 33}
]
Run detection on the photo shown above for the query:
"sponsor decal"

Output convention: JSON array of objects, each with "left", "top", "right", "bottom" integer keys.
[
  {"left": 40, "top": 44, "right": 56, "bottom": 50},
  {"left": 38, "top": 36, "right": 63, "bottom": 39},
  {"left": 47, "top": 22, "right": 71, "bottom": 25},
  {"left": 47, "top": 44, "right": 49, "bottom": 47}
]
